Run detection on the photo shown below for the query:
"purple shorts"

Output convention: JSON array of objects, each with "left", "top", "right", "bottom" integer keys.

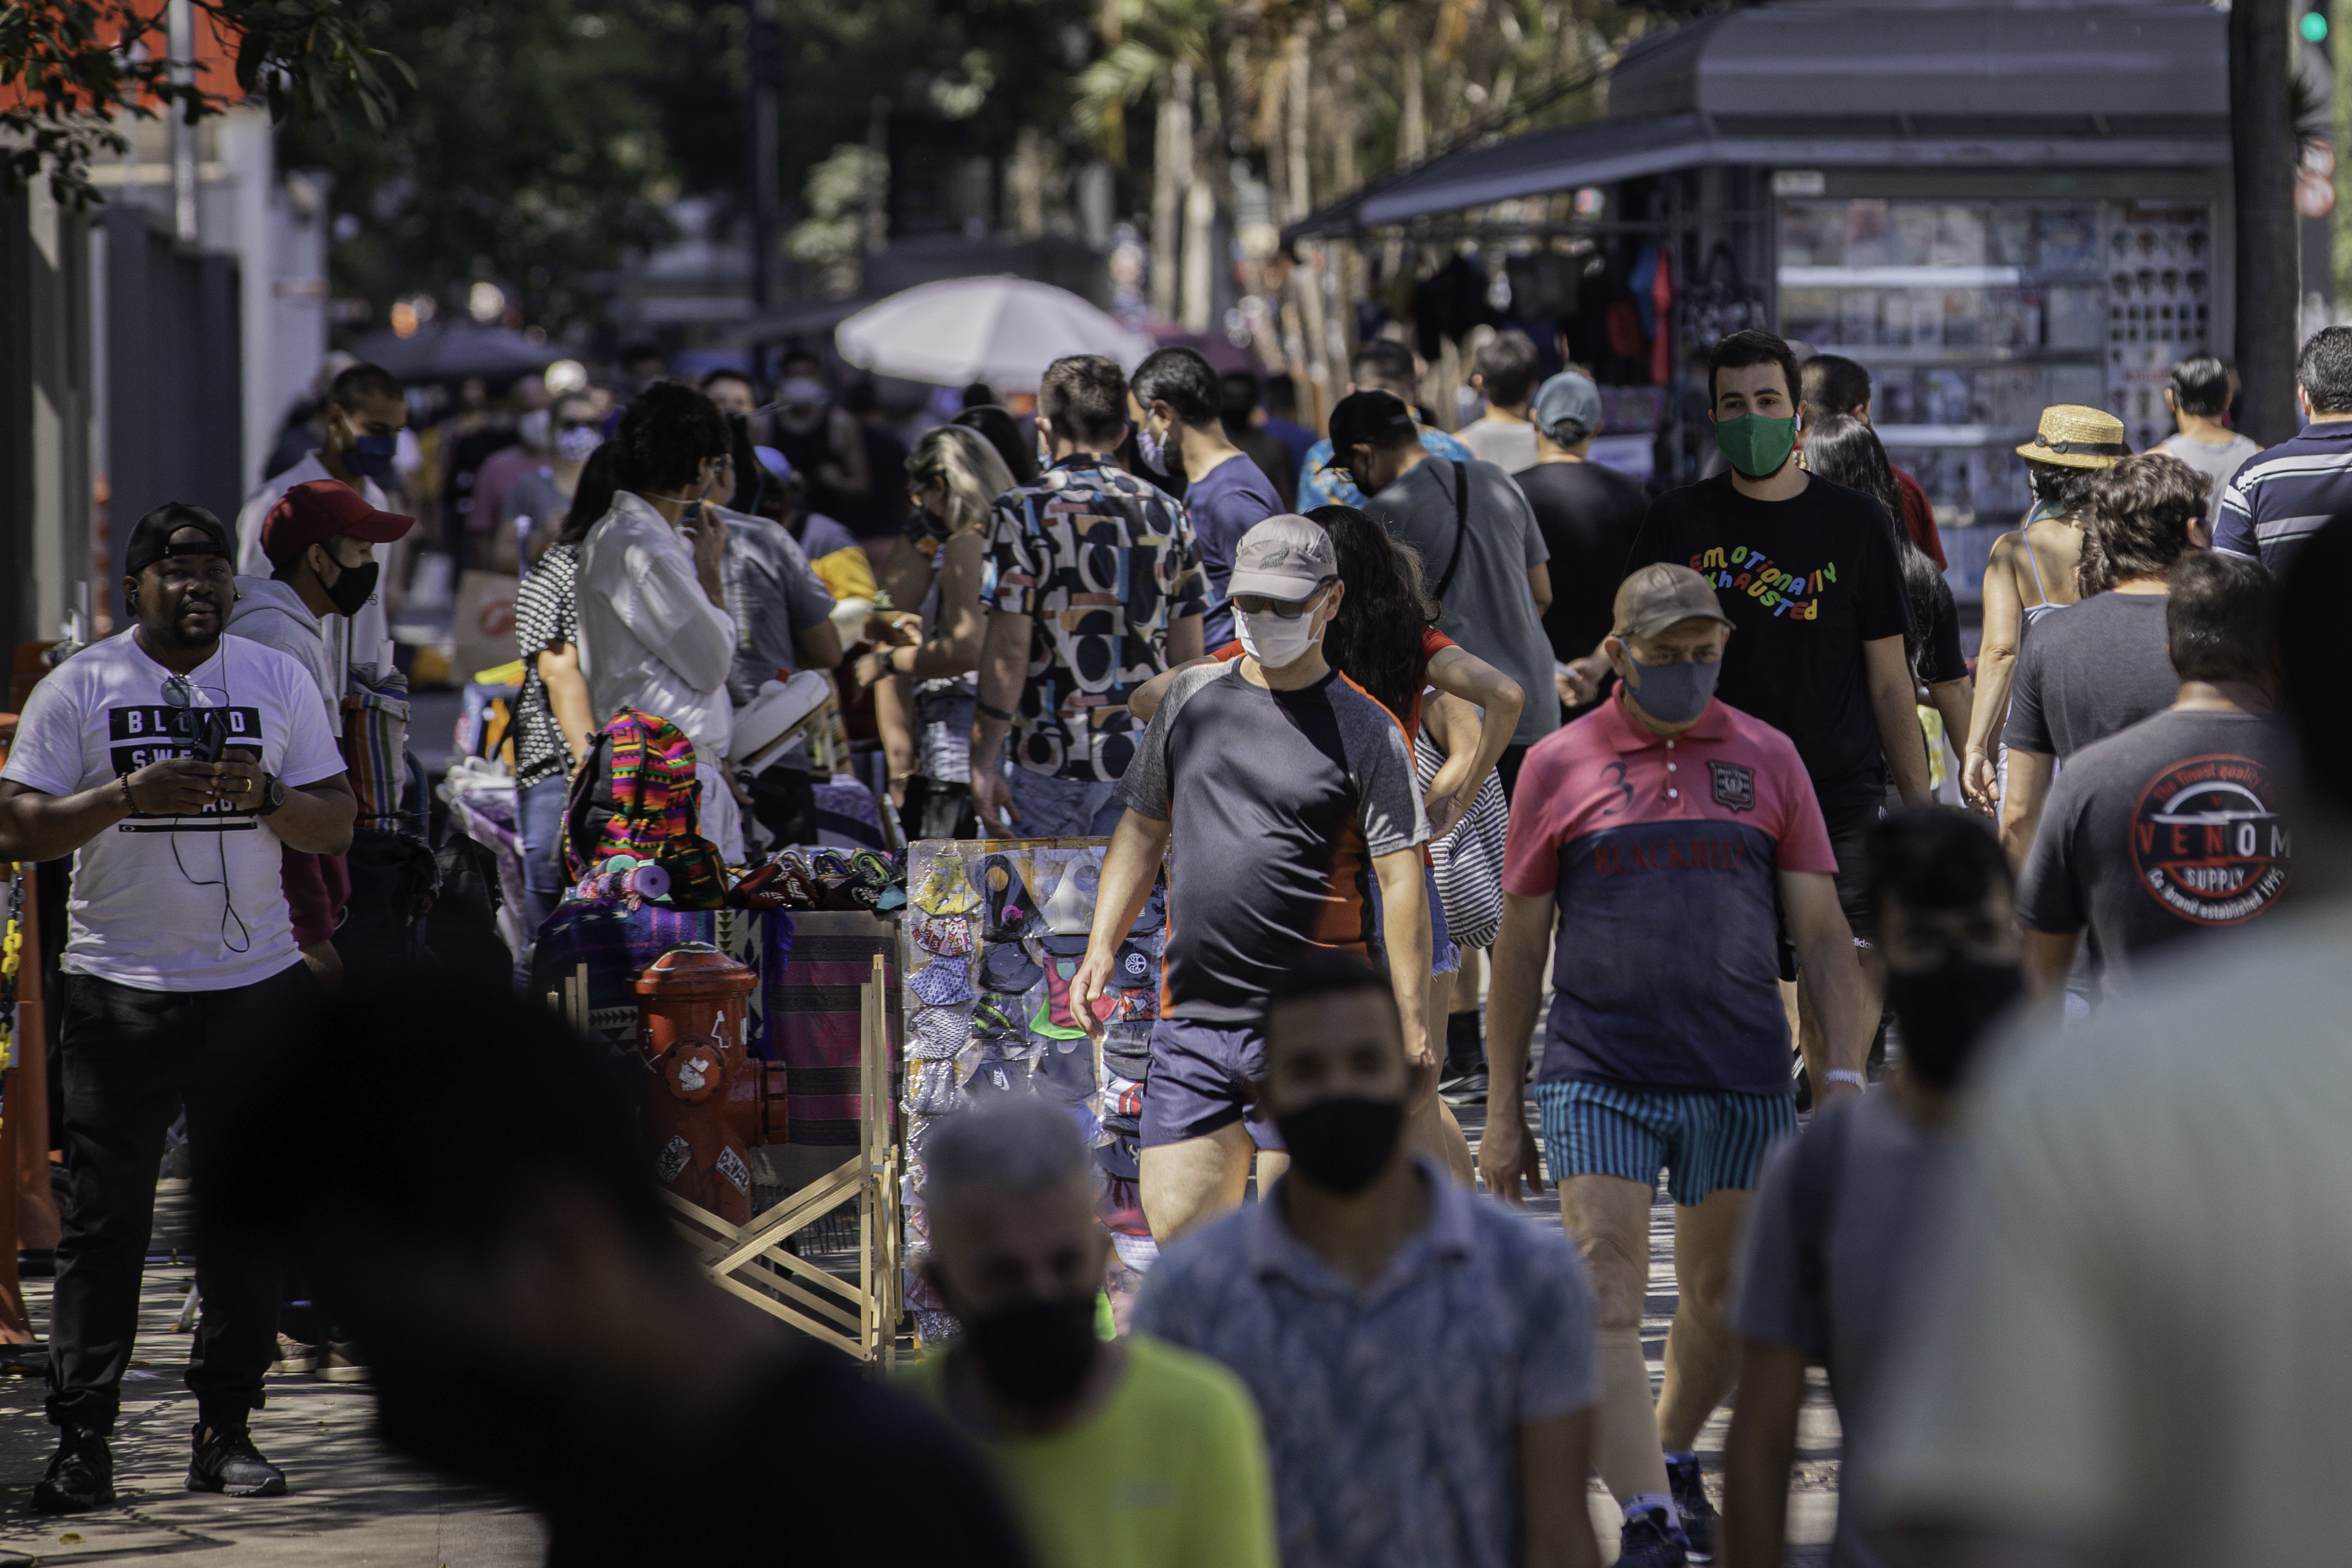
[{"left": 1140, "top": 1017, "right": 1285, "bottom": 1151}]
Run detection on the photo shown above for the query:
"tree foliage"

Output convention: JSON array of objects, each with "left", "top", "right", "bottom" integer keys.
[
  {"left": 0, "top": 0, "right": 406, "bottom": 206},
  {"left": 279, "top": 0, "right": 676, "bottom": 338}
]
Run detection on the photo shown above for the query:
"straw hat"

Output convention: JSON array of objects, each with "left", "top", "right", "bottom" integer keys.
[{"left": 2015, "top": 404, "right": 2130, "bottom": 469}]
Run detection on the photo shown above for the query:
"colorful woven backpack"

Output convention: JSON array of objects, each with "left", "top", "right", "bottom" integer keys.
[{"left": 562, "top": 709, "right": 703, "bottom": 879}]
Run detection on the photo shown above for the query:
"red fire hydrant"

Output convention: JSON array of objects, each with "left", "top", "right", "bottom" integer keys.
[{"left": 632, "top": 943, "right": 788, "bottom": 1223}]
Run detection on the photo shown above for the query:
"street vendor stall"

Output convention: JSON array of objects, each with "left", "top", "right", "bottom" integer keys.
[{"left": 1285, "top": 1, "right": 2234, "bottom": 603}]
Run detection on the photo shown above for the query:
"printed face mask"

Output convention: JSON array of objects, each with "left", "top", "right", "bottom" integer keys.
[
  {"left": 1623, "top": 654, "right": 1720, "bottom": 725},
  {"left": 1135, "top": 418, "right": 1172, "bottom": 476},
  {"left": 1712, "top": 412, "right": 1797, "bottom": 479},
  {"left": 556, "top": 425, "right": 602, "bottom": 465}
]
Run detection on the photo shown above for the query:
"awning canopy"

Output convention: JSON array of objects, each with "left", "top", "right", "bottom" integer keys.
[{"left": 1288, "top": 1, "right": 2229, "bottom": 240}]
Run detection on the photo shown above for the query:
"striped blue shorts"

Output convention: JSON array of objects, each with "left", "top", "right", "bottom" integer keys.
[{"left": 1533, "top": 1079, "right": 1797, "bottom": 1206}]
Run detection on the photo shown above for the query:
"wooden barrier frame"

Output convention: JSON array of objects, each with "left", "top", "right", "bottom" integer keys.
[{"left": 566, "top": 953, "right": 900, "bottom": 1366}]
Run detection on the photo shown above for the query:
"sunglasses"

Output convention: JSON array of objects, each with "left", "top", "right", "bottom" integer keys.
[
  {"left": 1232, "top": 582, "right": 1332, "bottom": 620},
  {"left": 557, "top": 417, "right": 597, "bottom": 432}
]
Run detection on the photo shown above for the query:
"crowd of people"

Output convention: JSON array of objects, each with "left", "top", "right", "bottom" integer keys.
[{"left": 1, "top": 302, "right": 2341, "bottom": 1568}]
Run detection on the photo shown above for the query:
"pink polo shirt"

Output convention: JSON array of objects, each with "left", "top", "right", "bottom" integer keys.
[{"left": 1504, "top": 692, "right": 1836, "bottom": 1095}]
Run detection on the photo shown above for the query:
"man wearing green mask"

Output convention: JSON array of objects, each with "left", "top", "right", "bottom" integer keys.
[{"left": 1597, "top": 329, "right": 1926, "bottom": 1092}]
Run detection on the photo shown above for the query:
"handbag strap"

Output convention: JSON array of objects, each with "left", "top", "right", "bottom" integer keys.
[{"left": 1431, "top": 461, "right": 1472, "bottom": 602}]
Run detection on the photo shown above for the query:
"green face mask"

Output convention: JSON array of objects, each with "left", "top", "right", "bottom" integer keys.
[{"left": 1713, "top": 413, "right": 1798, "bottom": 479}]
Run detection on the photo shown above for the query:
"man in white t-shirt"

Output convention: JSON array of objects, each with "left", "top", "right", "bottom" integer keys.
[
  {"left": 578, "top": 381, "right": 744, "bottom": 859},
  {"left": 2153, "top": 353, "right": 2261, "bottom": 537},
  {"left": 234, "top": 361, "right": 408, "bottom": 685},
  {"left": 1457, "top": 329, "right": 1541, "bottom": 475},
  {"left": 0, "top": 504, "right": 355, "bottom": 1514}
]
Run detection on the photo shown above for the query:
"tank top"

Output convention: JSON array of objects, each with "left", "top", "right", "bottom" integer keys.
[{"left": 2017, "top": 504, "right": 2075, "bottom": 632}]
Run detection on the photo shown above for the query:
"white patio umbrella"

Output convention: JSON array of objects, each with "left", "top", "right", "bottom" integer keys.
[{"left": 834, "top": 276, "right": 1152, "bottom": 393}]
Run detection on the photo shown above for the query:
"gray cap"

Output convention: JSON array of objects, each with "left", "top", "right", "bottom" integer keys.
[
  {"left": 1227, "top": 515, "right": 1336, "bottom": 601},
  {"left": 1612, "top": 563, "right": 1734, "bottom": 641},
  {"left": 1532, "top": 371, "right": 1603, "bottom": 445}
]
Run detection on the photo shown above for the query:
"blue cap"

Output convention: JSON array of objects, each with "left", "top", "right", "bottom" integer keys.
[
  {"left": 1533, "top": 371, "right": 1603, "bottom": 445},
  {"left": 753, "top": 446, "right": 793, "bottom": 481}
]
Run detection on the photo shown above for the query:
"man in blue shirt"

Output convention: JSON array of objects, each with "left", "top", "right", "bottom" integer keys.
[
  {"left": 1132, "top": 347, "right": 1281, "bottom": 648},
  {"left": 1297, "top": 340, "right": 1472, "bottom": 510},
  {"left": 2214, "top": 325, "right": 2352, "bottom": 575},
  {"left": 1137, "top": 952, "right": 1601, "bottom": 1568}
]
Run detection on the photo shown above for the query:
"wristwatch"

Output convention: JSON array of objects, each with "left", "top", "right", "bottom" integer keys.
[{"left": 256, "top": 773, "right": 287, "bottom": 817}]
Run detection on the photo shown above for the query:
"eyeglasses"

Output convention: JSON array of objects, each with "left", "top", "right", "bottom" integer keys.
[
  {"left": 160, "top": 674, "right": 228, "bottom": 708},
  {"left": 1232, "top": 583, "right": 1332, "bottom": 620},
  {"left": 557, "top": 417, "right": 597, "bottom": 432}
]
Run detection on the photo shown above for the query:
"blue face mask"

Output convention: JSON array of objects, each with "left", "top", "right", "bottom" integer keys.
[
  {"left": 344, "top": 430, "right": 399, "bottom": 482},
  {"left": 1625, "top": 654, "right": 1720, "bottom": 724}
]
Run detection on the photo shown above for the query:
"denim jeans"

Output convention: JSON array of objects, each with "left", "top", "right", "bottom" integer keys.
[{"left": 516, "top": 773, "right": 570, "bottom": 984}]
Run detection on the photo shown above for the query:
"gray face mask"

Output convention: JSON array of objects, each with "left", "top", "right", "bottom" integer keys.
[{"left": 1626, "top": 654, "right": 1721, "bottom": 724}]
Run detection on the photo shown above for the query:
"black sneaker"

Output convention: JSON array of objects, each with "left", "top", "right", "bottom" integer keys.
[
  {"left": 1438, "top": 1070, "right": 1489, "bottom": 1105},
  {"left": 1616, "top": 1505, "right": 1689, "bottom": 1568},
  {"left": 32, "top": 1426, "right": 114, "bottom": 1513},
  {"left": 187, "top": 1423, "right": 287, "bottom": 1497},
  {"left": 1668, "top": 1455, "right": 1718, "bottom": 1561}
]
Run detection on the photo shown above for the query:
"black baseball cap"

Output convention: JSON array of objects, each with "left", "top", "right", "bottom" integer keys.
[
  {"left": 1320, "top": 389, "right": 1416, "bottom": 467},
  {"left": 124, "top": 503, "right": 234, "bottom": 576}
]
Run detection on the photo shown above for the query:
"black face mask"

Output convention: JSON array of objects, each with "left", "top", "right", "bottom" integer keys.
[
  {"left": 963, "top": 1296, "right": 1098, "bottom": 1410},
  {"left": 1885, "top": 956, "right": 2025, "bottom": 1089},
  {"left": 1274, "top": 1095, "right": 1404, "bottom": 1194},
  {"left": 323, "top": 558, "right": 380, "bottom": 618}
]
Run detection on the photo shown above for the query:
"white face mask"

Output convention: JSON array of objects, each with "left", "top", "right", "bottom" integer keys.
[
  {"left": 1236, "top": 597, "right": 1327, "bottom": 669},
  {"left": 517, "top": 409, "right": 551, "bottom": 449}
]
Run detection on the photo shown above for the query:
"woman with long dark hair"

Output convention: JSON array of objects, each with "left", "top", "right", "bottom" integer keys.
[{"left": 1803, "top": 415, "right": 1973, "bottom": 806}]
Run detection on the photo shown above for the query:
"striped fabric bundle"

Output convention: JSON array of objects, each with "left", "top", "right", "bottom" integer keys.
[
  {"left": 1414, "top": 728, "right": 1508, "bottom": 951},
  {"left": 341, "top": 663, "right": 412, "bottom": 830}
]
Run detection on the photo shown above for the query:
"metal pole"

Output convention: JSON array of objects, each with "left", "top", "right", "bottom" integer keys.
[
  {"left": 748, "top": 0, "right": 781, "bottom": 312},
  {"left": 167, "top": 0, "right": 197, "bottom": 243},
  {"left": 2234, "top": 0, "right": 2303, "bottom": 443}
]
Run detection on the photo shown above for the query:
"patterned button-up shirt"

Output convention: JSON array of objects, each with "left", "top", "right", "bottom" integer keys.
[
  {"left": 986, "top": 455, "right": 1206, "bottom": 783},
  {"left": 1132, "top": 1161, "right": 1600, "bottom": 1568}
]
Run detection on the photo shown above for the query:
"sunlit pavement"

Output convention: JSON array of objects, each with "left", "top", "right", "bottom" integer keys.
[
  {"left": 0, "top": 1181, "right": 545, "bottom": 1566},
  {"left": 0, "top": 1021, "right": 1839, "bottom": 1564}
]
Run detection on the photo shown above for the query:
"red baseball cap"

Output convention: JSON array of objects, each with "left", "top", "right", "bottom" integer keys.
[{"left": 261, "top": 480, "right": 415, "bottom": 570}]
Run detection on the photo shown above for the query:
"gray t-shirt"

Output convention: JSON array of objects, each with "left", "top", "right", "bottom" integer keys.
[
  {"left": 1732, "top": 1093, "right": 1955, "bottom": 1568},
  {"left": 2156, "top": 430, "right": 2262, "bottom": 535},
  {"left": 2002, "top": 591, "right": 2177, "bottom": 759},
  {"left": 720, "top": 509, "right": 836, "bottom": 771},
  {"left": 2018, "top": 707, "right": 2293, "bottom": 998},
  {"left": 1364, "top": 457, "right": 1558, "bottom": 748},
  {"left": 1116, "top": 659, "right": 1428, "bottom": 1020}
]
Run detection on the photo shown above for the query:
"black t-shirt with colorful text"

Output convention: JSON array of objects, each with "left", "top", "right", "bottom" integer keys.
[{"left": 1624, "top": 473, "right": 1913, "bottom": 819}]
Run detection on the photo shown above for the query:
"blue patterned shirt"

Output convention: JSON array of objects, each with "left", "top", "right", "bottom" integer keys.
[
  {"left": 1296, "top": 424, "right": 1476, "bottom": 510},
  {"left": 1132, "top": 1161, "right": 1599, "bottom": 1568}
]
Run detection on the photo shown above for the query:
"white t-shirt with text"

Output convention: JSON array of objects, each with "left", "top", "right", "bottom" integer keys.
[{"left": 1, "top": 632, "right": 347, "bottom": 991}]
